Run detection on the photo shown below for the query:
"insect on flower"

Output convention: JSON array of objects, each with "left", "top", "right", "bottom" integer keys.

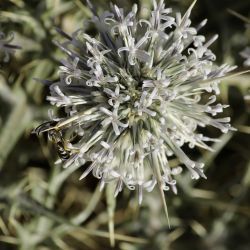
[
  {"left": 34, "top": 121, "right": 72, "bottom": 160},
  {"left": 36, "top": 0, "right": 237, "bottom": 220}
]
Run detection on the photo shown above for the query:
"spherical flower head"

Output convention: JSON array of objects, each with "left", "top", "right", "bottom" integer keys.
[{"left": 36, "top": 0, "right": 236, "bottom": 205}]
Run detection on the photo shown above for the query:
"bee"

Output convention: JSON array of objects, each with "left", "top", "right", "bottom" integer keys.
[{"left": 33, "top": 121, "right": 71, "bottom": 160}]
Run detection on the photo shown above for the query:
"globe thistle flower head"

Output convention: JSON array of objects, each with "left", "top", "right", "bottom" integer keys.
[{"left": 37, "top": 0, "right": 236, "bottom": 206}]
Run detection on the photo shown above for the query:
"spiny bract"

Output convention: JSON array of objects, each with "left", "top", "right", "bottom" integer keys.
[{"left": 37, "top": 0, "right": 236, "bottom": 204}]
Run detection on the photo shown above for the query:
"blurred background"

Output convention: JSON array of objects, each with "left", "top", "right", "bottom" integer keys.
[{"left": 0, "top": 0, "right": 249, "bottom": 249}]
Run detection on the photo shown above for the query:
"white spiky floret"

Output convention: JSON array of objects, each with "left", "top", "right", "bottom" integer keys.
[{"left": 41, "top": 0, "right": 237, "bottom": 205}]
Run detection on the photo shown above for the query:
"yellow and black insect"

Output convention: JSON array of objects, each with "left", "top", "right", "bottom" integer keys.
[
  {"left": 48, "top": 130, "right": 71, "bottom": 160},
  {"left": 34, "top": 121, "right": 71, "bottom": 160}
]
